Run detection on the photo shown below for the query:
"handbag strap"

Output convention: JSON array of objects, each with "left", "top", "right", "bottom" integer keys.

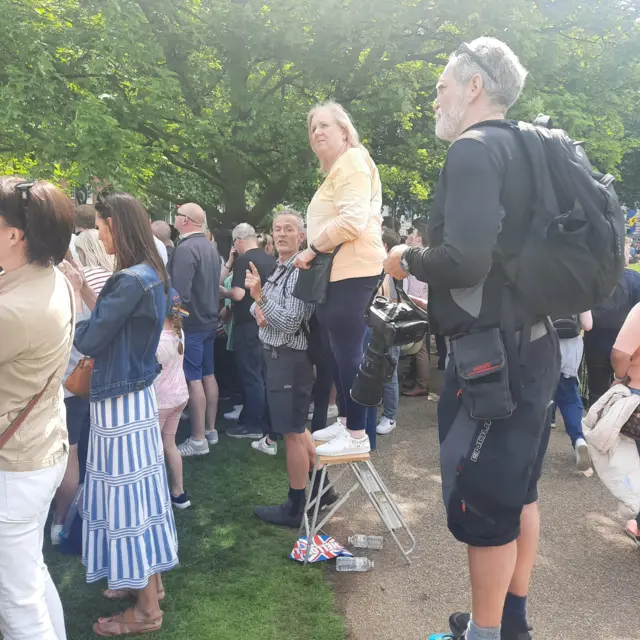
[{"left": 0, "top": 272, "right": 76, "bottom": 451}]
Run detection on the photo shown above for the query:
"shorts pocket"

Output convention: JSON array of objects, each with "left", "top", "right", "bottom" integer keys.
[{"left": 451, "top": 328, "right": 516, "bottom": 420}]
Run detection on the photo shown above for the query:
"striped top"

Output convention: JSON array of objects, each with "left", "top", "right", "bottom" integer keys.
[{"left": 84, "top": 267, "right": 112, "bottom": 296}]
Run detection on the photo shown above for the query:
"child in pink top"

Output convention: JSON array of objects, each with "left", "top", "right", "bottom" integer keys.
[
  {"left": 155, "top": 292, "right": 191, "bottom": 509},
  {"left": 612, "top": 302, "right": 640, "bottom": 391},
  {"left": 611, "top": 301, "right": 640, "bottom": 541}
]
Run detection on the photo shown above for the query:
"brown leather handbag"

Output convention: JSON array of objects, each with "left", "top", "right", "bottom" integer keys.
[
  {"left": 64, "top": 357, "right": 94, "bottom": 398},
  {"left": 621, "top": 407, "right": 640, "bottom": 440}
]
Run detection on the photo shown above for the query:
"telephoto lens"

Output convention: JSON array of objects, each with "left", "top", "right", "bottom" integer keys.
[{"left": 350, "top": 330, "right": 396, "bottom": 407}]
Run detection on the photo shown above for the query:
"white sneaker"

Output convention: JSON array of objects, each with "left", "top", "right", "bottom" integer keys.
[
  {"left": 205, "top": 429, "right": 219, "bottom": 445},
  {"left": 376, "top": 417, "right": 396, "bottom": 435},
  {"left": 316, "top": 431, "right": 371, "bottom": 457},
  {"left": 575, "top": 438, "right": 591, "bottom": 472},
  {"left": 224, "top": 405, "right": 243, "bottom": 420},
  {"left": 307, "top": 402, "right": 315, "bottom": 421},
  {"left": 50, "top": 523, "right": 63, "bottom": 546},
  {"left": 178, "top": 437, "right": 209, "bottom": 457},
  {"left": 313, "top": 418, "right": 347, "bottom": 442},
  {"left": 327, "top": 404, "right": 339, "bottom": 420},
  {"left": 251, "top": 436, "right": 278, "bottom": 456}
]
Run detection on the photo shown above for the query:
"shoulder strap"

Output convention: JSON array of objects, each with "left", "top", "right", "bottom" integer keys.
[{"left": 0, "top": 273, "right": 75, "bottom": 451}]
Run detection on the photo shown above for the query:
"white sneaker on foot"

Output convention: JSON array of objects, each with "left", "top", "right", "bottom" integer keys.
[
  {"left": 327, "top": 404, "right": 339, "bottom": 420},
  {"left": 316, "top": 431, "right": 371, "bottom": 457},
  {"left": 50, "top": 523, "right": 63, "bottom": 546},
  {"left": 224, "top": 405, "right": 243, "bottom": 420},
  {"left": 178, "top": 437, "right": 209, "bottom": 457},
  {"left": 251, "top": 435, "right": 278, "bottom": 456},
  {"left": 313, "top": 418, "right": 347, "bottom": 442},
  {"left": 575, "top": 437, "right": 591, "bottom": 472},
  {"left": 376, "top": 417, "right": 396, "bottom": 435},
  {"left": 205, "top": 429, "right": 219, "bottom": 445}
]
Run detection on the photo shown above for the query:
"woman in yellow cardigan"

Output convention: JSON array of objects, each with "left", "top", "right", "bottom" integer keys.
[{"left": 294, "top": 101, "right": 385, "bottom": 457}]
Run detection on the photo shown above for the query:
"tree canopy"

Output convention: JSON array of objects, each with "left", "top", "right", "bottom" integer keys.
[{"left": 0, "top": 0, "right": 638, "bottom": 226}]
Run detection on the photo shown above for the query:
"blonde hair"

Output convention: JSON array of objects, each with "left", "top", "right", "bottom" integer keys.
[
  {"left": 307, "top": 101, "right": 367, "bottom": 171},
  {"left": 75, "top": 229, "right": 115, "bottom": 271}
]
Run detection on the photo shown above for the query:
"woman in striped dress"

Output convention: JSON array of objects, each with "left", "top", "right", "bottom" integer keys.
[{"left": 68, "top": 192, "right": 178, "bottom": 636}]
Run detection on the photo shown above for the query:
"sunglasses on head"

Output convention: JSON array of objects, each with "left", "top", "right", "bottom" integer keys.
[
  {"left": 95, "top": 190, "right": 114, "bottom": 215},
  {"left": 14, "top": 181, "right": 35, "bottom": 235},
  {"left": 455, "top": 43, "right": 498, "bottom": 83}
]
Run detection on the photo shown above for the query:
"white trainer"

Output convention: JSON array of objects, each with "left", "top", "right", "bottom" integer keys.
[
  {"left": 178, "top": 437, "right": 209, "bottom": 457},
  {"left": 316, "top": 430, "right": 371, "bottom": 457},
  {"left": 376, "top": 417, "right": 396, "bottom": 435},
  {"left": 205, "top": 429, "right": 219, "bottom": 445},
  {"left": 313, "top": 418, "right": 347, "bottom": 442},
  {"left": 224, "top": 405, "right": 243, "bottom": 421},
  {"left": 50, "top": 523, "right": 63, "bottom": 546},
  {"left": 251, "top": 436, "right": 278, "bottom": 456},
  {"left": 575, "top": 437, "right": 591, "bottom": 472},
  {"left": 327, "top": 404, "right": 339, "bottom": 420}
]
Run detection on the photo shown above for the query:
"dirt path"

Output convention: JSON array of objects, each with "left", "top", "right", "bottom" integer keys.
[{"left": 324, "top": 371, "right": 640, "bottom": 640}]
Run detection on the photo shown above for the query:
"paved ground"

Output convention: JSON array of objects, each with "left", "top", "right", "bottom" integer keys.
[{"left": 323, "top": 368, "right": 640, "bottom": 640}]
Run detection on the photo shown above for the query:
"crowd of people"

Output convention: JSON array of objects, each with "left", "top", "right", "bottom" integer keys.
[{"left": 0, "top": 34, "right": 637, "bottom": 640}]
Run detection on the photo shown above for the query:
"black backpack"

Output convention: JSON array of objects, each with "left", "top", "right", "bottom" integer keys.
[
  {"left": 479, "top": 120, "right": 626, "bottom": 317},
  {"left": 550, "top": 314, "right": 581, "bottom": 339}
]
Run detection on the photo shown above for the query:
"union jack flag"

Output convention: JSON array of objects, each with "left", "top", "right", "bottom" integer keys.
[{"left": 290, "top": 535, "right": 353, "bottom": 563}]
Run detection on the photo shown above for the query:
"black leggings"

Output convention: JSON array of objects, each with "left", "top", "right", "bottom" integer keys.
[{"left": 316, "top": 276, "right": 378, "bottom": 432}]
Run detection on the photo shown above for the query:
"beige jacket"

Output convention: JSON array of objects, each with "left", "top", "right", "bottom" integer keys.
[
  {"left": 0, "top": 264, "right": 73, "bottom": 472},
  {"left": 583, "top": 385, "right": 640, "bottom": 454},
  {"left": 306, "top": 148, "right": 386, "bottom": 282}
]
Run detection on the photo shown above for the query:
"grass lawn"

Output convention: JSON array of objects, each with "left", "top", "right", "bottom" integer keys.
[{"left": 46, "top": 417, "right": 346, "bottom": 640}]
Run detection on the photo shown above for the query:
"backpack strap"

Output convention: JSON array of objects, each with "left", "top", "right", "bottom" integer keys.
[{"left": 460, "top": 122, "right": 540, "bottom": 403}]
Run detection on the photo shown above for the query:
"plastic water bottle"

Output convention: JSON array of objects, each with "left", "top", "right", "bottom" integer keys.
[
  {"left": 336, "top": 557, "right": 374, "bottom": 572},
  {"left": 348, "top": 534, "right": 384, "bottom": 550}
]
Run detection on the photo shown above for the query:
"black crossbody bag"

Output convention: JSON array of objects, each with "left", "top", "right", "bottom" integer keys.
[{"left": 292, "top": 245, "right": 341, "bottom": 304}]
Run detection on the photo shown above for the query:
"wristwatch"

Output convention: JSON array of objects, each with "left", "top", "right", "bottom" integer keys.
[
  {"left": 257, "top": 296, "right": 268, "bottom": 308},
  {"left": 400, "top": 248, "right": 411, "bottom": 274},
  {"left": 309, "top": 243, "right": 319, "bottom": 255}
]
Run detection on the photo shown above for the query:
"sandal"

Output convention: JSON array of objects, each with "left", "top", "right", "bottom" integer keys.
[
  {"left": 103, "top": 588, "right": 165, "bottom": 601},
  {"left": 93, "top": 608, "right": 162, "bottom": 636}
]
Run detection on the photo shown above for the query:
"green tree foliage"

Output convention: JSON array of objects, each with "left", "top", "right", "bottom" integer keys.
[{"left": 0, "top": 0, "right": 638, "bottom": 225}]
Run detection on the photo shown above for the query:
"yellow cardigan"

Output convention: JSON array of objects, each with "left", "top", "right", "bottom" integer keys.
[{"left": 306, "top": 148, "right": 386, "bottom": 282}]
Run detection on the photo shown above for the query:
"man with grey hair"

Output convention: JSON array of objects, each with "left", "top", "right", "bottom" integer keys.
[
  {"left": 222, "top": 222, "right": 275, "bottom": 438},
  {"left": 385, "top": 38, "right": 558, "bottom": 640},
  {"left": 151, "top": 220, "right": 174, "bottom": 259}
]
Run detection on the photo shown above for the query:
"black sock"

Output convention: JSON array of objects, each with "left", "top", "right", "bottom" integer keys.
[
  {"left": 310, "top": 470, "right": 330, "bottom": 489},
  {"left": 288, "top": 487, "right": 306, "bottom": 513},
  {"left": 502, "top": 592, "right": 527, "bottom": 630}
]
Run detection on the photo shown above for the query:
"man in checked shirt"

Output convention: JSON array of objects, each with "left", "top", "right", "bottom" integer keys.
[{"left": 245, "top": 209, "right": 337, "bottom": 527}]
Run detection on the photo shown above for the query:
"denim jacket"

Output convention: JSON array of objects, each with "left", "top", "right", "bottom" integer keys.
[{"left": 75, "top": 263, "right": 167, "bottom": 402}]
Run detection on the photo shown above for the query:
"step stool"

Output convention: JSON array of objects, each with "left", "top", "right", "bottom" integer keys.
[{"left": 300, "top": 447, "right": 416, "bottom": 565}]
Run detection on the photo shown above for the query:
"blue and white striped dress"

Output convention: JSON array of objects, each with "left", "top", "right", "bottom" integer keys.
[{"left": 82, "top": 385, "right": 179, "bottom": 589}]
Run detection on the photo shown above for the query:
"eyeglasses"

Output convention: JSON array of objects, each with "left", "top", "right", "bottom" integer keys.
[
  {"left": 455, "top": 43, "right": 498, "bottom": 83},
  {"left": 14, "top": 181, "right": 35, "bottom": 235},
  {"left": 176, "top": 212, "right": 197, "bottom": 224}
]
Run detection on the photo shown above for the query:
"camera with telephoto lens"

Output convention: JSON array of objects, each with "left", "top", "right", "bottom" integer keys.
[{"left": 351, "top": 279, "right": 429, "bottom": 407}]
